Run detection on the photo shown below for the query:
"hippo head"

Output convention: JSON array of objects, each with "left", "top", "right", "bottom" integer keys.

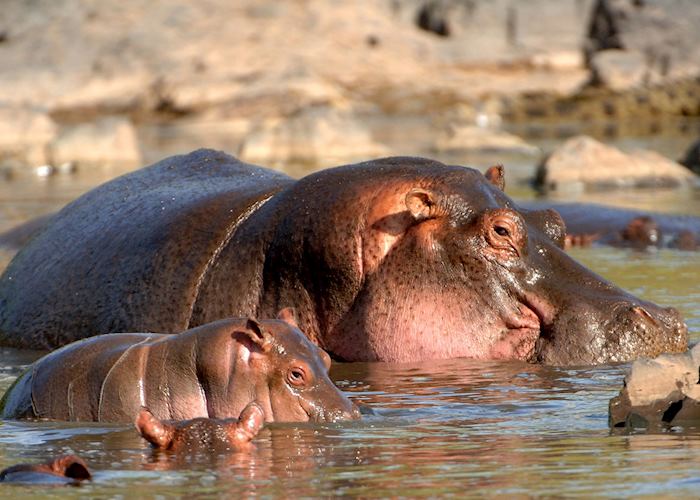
[
  {"left": 318, "top": 160, "right": 687, "bottom": 364},
  {"left": 621, "top": 216, "right": 661, "bottom": 249},
  {"left": 135, "top": 402, "right": 264, "bottom": 452},
  {"left": 235, "top": 310, "right": 360, "bottom": 422}
]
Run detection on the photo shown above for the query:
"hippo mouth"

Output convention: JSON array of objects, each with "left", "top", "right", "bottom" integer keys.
[{"left": 493, "top": 296, "right": 555, "bottom": 362}]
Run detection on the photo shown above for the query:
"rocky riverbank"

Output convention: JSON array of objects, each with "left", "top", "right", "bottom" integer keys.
[{"left": 1, "top": 0, "right": 699, "bottom": 172}]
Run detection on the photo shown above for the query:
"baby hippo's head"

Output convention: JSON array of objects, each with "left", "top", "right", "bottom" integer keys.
[{"left": 135, "top": 402, "right": 264, "bottom": 452}]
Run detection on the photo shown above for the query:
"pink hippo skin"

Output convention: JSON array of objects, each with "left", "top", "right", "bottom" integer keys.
[
  {"left": 0, "top": 310, "right": 359, "bottom": 423},
  {"left": 0, "top": 455, "right": 91, "bottom": 484},
  {"left": 135, "top": 402, "right": 264, "bottom": 452},
  {"left": 0, "top": 150, "right": 688, "bottom": 364}
]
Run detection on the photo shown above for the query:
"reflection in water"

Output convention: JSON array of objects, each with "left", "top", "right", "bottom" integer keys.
[
  {"left": 0, "top": 156, "right": 699, "bottom": 495},
  {"left": 2, "top": 348, "right": 700, "bottom": 494}
]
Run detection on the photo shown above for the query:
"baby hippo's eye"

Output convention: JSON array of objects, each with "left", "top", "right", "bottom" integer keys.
[{"left": 287, "top": 365, "right": 308, "bottom": 387}]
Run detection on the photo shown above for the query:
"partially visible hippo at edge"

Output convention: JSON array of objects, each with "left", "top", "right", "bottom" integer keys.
[
  {"left": 0, "top": 150, "right": 688, "bottom": 364},
  {"left": 0, "top": 311, "right": 359, "bottom": 423},
  {"left": 0, "top": 455, "right": 91, "bottom": 485}
]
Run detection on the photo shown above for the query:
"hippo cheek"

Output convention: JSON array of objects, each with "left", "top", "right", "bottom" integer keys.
[
  {"left": 268, "top": 379, "right": 359, "bottom": 423},
  {"left": 268, "top": 387, "right": 311, "bottom": 423}
]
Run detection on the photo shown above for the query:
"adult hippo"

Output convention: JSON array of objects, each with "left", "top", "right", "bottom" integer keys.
[
  {"left": 522, "top": 201, "right": 700, "bottom": 251},
  {"left": 0, "top": 150, "right": 688, "bottom": 364},
  {"left": 0, "top": 312, "right": 359, "bottom": 423}
]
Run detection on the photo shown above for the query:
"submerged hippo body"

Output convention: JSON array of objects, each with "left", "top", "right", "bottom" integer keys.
[
  {"left": 0, "top": 312, "right": 359, "bottom": 423},
  {"left": 0, "top": 150, "right": 688, "bottom": 364},
  {"left": 523, "top": 201, "right": 700, "bottom": 251},
  {"left": 0, "top": 455, "right": 91, "bottom": 485}
]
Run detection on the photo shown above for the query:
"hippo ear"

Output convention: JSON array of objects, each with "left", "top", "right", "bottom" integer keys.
[
  {"left": 484, "top": 164, "right": 505, "bottom": 191},
  {"left": 229, "top": 401, "right": 265, "bottom": 447},
  {"left": 405, "top": 188, "right": 435, "bottom": 221},
  {"left": 277, "top": 307, "right": 298, "bottom": 328},
  {"left": 135, "top": 407, "right": 174, "bottom": 449},
  {"left": 242, "top": 317, "right": 273, "bottom": 352},
  {"left": 51, "top": 455, "right": 91, "bottom": 480}
]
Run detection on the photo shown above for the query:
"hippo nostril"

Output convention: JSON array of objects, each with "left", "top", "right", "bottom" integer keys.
[{"left": 631, "top": 306, "right": 659, "bottom": 327}]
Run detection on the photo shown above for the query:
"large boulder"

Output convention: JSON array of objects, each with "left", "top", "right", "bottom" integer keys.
[
  {"left": 609, "top": 344, "right": 700, "bottom": 429},
  {"left": 0, "top": 108, "right": 56, "bottom": 168},
  {"left": 239, "top": 107, "right": 388, "bottom": 166},
  {"left": 432, "top": 124, "right": 539, "bottom": 155},
  {"left": 49, "top": 117, "right": 142, "bottom": 168},
  {"left": 535, "top": 135, "right": 699, "bottom": 191}
]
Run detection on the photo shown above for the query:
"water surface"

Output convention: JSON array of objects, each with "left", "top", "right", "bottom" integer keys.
[{"left": 0, "top": 150, "right": 699, "bottom": 497}]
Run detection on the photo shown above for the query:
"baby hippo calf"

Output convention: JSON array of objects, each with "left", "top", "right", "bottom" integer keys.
[
  {"left": 0, "top": 455, "right": 91, "bottom": 484},
  {"left": 136, "top": 402, "right": 264, "bottom": 452},
  {"left": 0, "top": 309, "right": 359, "bottom": 423}
]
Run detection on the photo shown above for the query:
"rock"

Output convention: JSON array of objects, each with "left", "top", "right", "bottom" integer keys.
[
  {"left": 239, "top": 107, "right": 388, "bottom": 166},
  {"left": 679, "top": 139, "right": 700, "bottom": 175},
  {"left": 589, "top": 49, "right": 647, "bottom": 91},
  {"left": 48, "top": 117, "right": 142, "bottom": 168},
  {"left": 535, "top": 135, "right": 699, "bottom": 191},
  {"left": 0, "top": 107, "right": 56, "bottom": 168},
  {"left": 432, "top": 125, "right": 539, "bottom": 155},
  {"left": 609, "top": 344, "right": 700, "bottom": 429},
  {"left": 586, "top": 0, "right": 700, "bottom": 87}
]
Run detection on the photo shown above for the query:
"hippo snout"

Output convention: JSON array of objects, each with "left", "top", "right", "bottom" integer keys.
[
  {"left": 304, "top": 397, "right": 361, "bottom": 423},
  {"left": 328, "top": 404, "right": 361, "bottom": 423},
  {"left": 535, "top": 296, "right": 688, "bottom": 365},
  {"left": 608, "top": 302, "right": 688, "bottom": 357}
]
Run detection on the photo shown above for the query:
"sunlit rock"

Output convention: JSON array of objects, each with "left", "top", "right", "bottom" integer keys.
[
  {"left": 536, "top": 135, "right": 699, "bottom": 192},
  {"left": 0, "top": 108, "right": 56, "bottom": 168},
  {"left": 240, "top": 107, "right": 388, "bottom": 165},
  {"left": 48, "top": 117, "right": 142, "bottom": 168},
  {"left": 433, "top": 124, "right": 539, "bottom": 155},
  {"left": 609, "top": 343, "right": 700, "bottom": 429}
]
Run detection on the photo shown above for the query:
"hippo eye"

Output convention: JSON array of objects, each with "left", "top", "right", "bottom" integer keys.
[
  {"left": 494, "top": 225, "right": 510, "bottom": 237},
  {"left": 287, "top": 366, "right": 308, "bottom": 387}
]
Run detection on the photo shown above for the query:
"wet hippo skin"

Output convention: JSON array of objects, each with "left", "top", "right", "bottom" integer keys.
[
  {"left": 0, "top": 150, "right": 688, "bottom": 364},
  {"left": 522, "top": 201, "right": 700, "bottom": 251},
  {"left": 0, "top": 455, "right": 91, "bottom": 484},
  {"left": 0, "top": 311, "right": 359, "bottom": 423},
  {"left": 136, "top": 402, "right": 264, "bottom": 452}
]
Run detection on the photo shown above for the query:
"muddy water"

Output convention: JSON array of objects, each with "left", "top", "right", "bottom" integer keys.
[{"left": 0, "top": 151, "right": 699, "bottom": 496}]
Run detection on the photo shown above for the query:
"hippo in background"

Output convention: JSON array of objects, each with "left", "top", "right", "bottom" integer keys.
[
  {"left": 522, "top": 201, "right": 700, "bottom": 251},
  {"left": 136, "top": 403, "right": 264, "bottom": 453},
  {"left": 0, "top": 455, "right": 91, "bottom": 485},
  {"left": 0, "top": 150, "right": 688, "bottom": 365},
  {"left": 0, "top": 311, "right": 359, "bottom": 423}
]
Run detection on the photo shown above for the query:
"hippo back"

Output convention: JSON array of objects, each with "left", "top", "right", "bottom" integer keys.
[{"left": 0, "top": 149, "right": 293, "bottom": 349}]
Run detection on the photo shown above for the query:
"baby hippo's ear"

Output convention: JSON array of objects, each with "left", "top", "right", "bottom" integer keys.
[
  {"left": 234, "top": 318, "right": 273, "bottom": 354},
  {"left": 229, "top": 402, "right": 265, "bottom": 449},
  {"left": 277, "top": 307, "right": 298, "bottom": 328},
  {"left": 135, "top": 407, "right": 175, "bottom": 449}
]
